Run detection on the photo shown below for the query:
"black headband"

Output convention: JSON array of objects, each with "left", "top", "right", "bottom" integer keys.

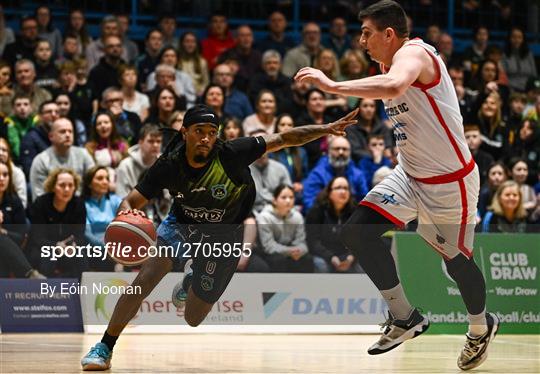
[{"left": 182, "top": 104, "right": 220, "bottom": 128}]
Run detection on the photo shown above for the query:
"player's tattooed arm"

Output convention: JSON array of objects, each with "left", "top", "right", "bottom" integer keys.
[{"left": 263, "top": 108, "right": 359, "bottom": 153}]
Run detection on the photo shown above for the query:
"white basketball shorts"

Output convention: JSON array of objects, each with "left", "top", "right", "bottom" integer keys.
[{"left": 361, "top": 162, "right": 480, "bottom": 260}]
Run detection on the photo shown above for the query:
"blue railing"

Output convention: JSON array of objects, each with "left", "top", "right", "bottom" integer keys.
[{"left": 3, "top": 0, "right": 539, "bottom": 55}]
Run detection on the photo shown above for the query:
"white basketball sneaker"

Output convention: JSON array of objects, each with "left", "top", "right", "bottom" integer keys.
[
  {"left": 457, "top": 312, "right": 500, "bottom": 371},
  {"left": 368, "top": 308, "right": 430, "bottom": 355}
]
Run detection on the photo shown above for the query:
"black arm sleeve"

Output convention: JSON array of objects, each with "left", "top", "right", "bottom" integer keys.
[{"left": 223, "top": 136, "right": 267, "bottom": 166}]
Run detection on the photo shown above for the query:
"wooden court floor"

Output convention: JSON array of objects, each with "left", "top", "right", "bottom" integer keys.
[{"left": 1, "top": 333, "right": 538, "bottom": 373}]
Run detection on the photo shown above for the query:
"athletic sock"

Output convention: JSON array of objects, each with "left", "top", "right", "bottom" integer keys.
[
  {"left": 467, "top": 309, "right": 488, "bottom": 337},
  {"left": 380, "top": 283, "right": 414, "bottom": 320},
  {"left": 101, "top": 331, "right": 118, "bottom": 351}
]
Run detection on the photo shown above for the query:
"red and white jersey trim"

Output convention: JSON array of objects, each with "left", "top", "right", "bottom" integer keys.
[{"left": 383, "top": 39, "right": 472, "bottom": 180}]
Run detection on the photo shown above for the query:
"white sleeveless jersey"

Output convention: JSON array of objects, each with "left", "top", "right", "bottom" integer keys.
[{"left": 383, "top": 39, "right": 473, "bottom": 181}]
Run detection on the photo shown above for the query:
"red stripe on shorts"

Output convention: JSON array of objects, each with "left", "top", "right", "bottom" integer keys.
[
  {"left": 457, "top": 179, "right": 473, "bottom": 259},
  {"left": 413, "top": 158, "right": 475, "bottom": 184}
]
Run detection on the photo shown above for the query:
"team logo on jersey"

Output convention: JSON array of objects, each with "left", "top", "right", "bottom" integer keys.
[
  {"left": 385, "top": 103, "right": 409, "bottom": 117},
  {"left": 201, "top": 275, "right": 214, "bottom": 291},
  {"left": 376, "top": 192, "right": 399, "bottom": 205},
  {"left": 211, "top": 184, "right": 228, "bottom": 200},
  {"left": 436, "top": 234, "right": 446, "bottom": 244},
  {"left": 393, "top": 122, "right": 407, "bottom": 129}
]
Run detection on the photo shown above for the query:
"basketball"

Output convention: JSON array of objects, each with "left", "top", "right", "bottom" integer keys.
[{"left": 104, "top": 212, "right": 157, "bottom": 266}]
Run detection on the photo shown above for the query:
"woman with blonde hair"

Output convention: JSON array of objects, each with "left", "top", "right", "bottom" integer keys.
[
  {"left": 178, "top": 31, "right": 209, "bottom": 96},
  {"left": 314, "top": 48, "right": 340, "bottom": 81},
  {"left": 481, "top": 180, "right": 529, "bottom": 233},
  {"left": 314, "top": 48, "right": 348, "bottom": 115},
  {"left": 476, "top": 91, "right": 508, "bottom": 160},
  {"left": 339, "top": 49, "right": 369, "bottom": 108},
  {"left": 28, "top": 168, "right": 87, "bottom": 278},
  {"left": 508, "top": 157, "right": 537, "bottom": 212},
  {"left": 339, "top": 49, "right": 369, "bottom": 80}
]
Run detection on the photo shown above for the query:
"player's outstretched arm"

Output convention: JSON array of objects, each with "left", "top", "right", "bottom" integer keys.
[
  {"left": 294, "top": 46, "right": 426, "bottom": 99},
  {"left": 117, "top": 189, "right": 149, "bottom": 216},
  {"left": 263, "top": 108, "right": 359, "bottom": 153}
]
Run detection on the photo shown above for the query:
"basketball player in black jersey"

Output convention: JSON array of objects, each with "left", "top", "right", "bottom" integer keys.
[{"left": 82, "top": 104, "right": 359, "bottom": 370}]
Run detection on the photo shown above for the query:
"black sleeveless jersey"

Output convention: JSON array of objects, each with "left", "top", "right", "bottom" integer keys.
[{"left": 135, "top": 136, "right": 266, "bottom": 230}]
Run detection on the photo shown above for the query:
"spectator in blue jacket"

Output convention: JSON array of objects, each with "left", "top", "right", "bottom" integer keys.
[
  {"left": 19, "top": 100, "right": 59, "bottom": 177},
  {"left": 358, "top": 134, "right": 392, "bottom": 189},
  {"left": 302, "top": 136, "right": 368, "bottom": 211},
  {"left": 83, "top": 165, "right": 122, "bottom": 271}
]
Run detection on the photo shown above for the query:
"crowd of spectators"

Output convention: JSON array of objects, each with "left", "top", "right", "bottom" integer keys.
[{"left": 0, "top": 4, "right": 538, "bottom": 279}]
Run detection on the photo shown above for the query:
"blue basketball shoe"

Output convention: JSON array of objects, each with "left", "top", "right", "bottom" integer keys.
[
  {"left": 81, "top": 342, "right": 112, "bottom": 371},
  {"left": 172, "top": 259, "right": 193, "bottom": 308}
]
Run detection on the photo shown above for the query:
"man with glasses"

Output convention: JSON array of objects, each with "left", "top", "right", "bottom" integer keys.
[
  {"left": 282, "top": 22, "right": 322, "bottom": 78},
  {"left": 86, "top": 15, "right": 130, "bottom": 70},
  {"left": 3, "top": 16, "right": 39, "bottom": 67},
  {"left": 88, "top": 35, "right": 126, "bottom": 103},
  {"left": 303, "top": 136, "right": 368, "bottom": 210}
]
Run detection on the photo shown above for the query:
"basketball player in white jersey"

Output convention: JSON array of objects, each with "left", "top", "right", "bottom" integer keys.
[{"left": 295, "top": 0, "right": 498, "bottom": 370}]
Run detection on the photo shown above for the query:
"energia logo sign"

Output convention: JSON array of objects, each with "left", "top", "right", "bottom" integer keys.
[{"left": 94, "top": 279, "right": 131, "bottom": 321}]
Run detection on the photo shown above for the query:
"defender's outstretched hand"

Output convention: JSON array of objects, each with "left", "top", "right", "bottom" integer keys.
[
  {"left": 294, "top": 67, "right": 334, "bottom": 91},
  {"left": 326, "top": 108, "right": 359, "bottom": 136}
]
